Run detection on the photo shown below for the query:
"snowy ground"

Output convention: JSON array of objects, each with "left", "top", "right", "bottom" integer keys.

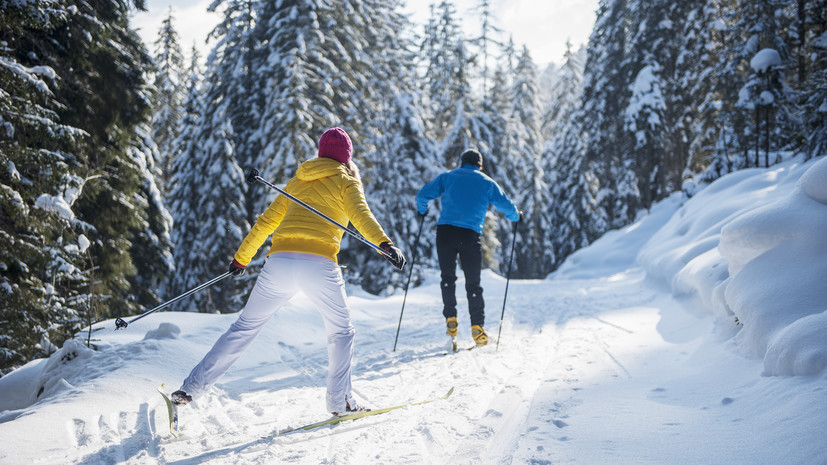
[{"left": 1, "top": 155, "right": 826, "bottom": 465}]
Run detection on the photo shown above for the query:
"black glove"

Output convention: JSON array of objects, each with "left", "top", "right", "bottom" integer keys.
[
  {"left": 418, "top": 209, "right": 427, "bottom": 218},
  {"left": 228, "top": 259, "right": 247, "bottom": 277},
  {"left": 380, "top": 242, "right": 406, "bottom": 270}
]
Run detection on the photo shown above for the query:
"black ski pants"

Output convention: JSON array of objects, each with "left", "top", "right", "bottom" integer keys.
[{"left": 436, "top": 224, "right": 484, "bottom": 327}]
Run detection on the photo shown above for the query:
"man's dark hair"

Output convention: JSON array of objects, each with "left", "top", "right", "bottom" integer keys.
[{"left": 461, "top": 149, "right": 483, "bottom": 168}]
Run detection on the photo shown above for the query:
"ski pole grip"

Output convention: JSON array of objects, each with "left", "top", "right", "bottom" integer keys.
[{"left": 246, "top": 168, "right": 260, "bottom": 184}]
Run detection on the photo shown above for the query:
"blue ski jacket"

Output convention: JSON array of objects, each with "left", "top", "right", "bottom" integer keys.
[{"left": 416, "top": 164, "right": 520, "bottom": 234}]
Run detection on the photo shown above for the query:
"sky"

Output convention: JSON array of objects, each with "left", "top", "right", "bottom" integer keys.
[
  {"left": 1, "top": 153, "right": 825, "bottom": 463},
  {"left": 130, "top": 0, "right": 599, "bottom": 67}
]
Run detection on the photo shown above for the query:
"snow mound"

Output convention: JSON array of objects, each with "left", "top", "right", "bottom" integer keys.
[
  {"left": 797, "top": 155, "right": 827, "bottom": 204},
  {"left": 639, "top": 155, "right": 827, "bottom": 376},
  {"left": 719, "top": 172, "right": 827, "bottom": 368},
  {"left": 36, "top": 339, "right": 95, "bottom": 401},
  {"left": 764, "top": 310, "right": 827, "bottom": 376},
  {"left": 143, "top": 322, "right": 182, "bottom": 340}
]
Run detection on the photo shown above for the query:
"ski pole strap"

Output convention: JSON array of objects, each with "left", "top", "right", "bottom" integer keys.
[
  {"left": 114, "top": 271, "right": 233, "bottom": 330},
  {"left": 246, "top": 169, "right": 392, "bottom": 259}
]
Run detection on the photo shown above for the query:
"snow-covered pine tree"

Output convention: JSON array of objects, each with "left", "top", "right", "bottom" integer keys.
[
  {"left": 734, "top": 0, "right": 801, "bottom": 168},
  {"left": 167, "top": 0, "right": 250, "bottom": 313},
  {"left": 624, "top": 59, "right": 667, "bottom": 208},
  {"left": 2, "top": 0, "right": 174, "bottom": 369},
  {"left": 437, "top": 40, "right": 494, "bottom": 173},
  {"left": 125, "top": 124, "right": 175, "bottom": 308},
  {"left": 252, "top": 0, "right": 338, "bottom": 218},
  {"left": 623, "top": 0, "right": 670, "bottom": 209},
  {"left": 469, "top": 0, "right": 504, "bottom": 98},
  {"left": 194, "top": 119, "right": 248, "bottom": 312},
  {"left": 541, "top": 42, "right": 584, "bottom": 139},
  {"left": 711, "top": 1, "right": 769, "bottom": 170},
  {"left": 0, "top": 0, "right": 89, "bottom": 373},
  {"left": 206, "top": 0, "right": 259, "bottom": 224},
  {"left": 340, "top": 0, "right": 442, "bottom": 292},
  {"left": 488, "top": 39, "right": 516, "bottom": 118},
  {"left": 578, "top": 0, "right": 635, "bottom": 232},
  {"left": 360, "top": 91, "right": 440, "bottom": 294},
  {"left": 422, "top": 0, "right": 474, "bottom": 155},
  {"left": 167, "top": 53, "right": 205, "bottom": 309},
  {"left": 504, "top": 46, "right": 550, "bottom": 278},
  {"left": 540, "top": 43, "right": 587, "bottom": 272},
  {"left": 677, "top": 0, "right": 727, "bottom": 177},
  {"left": 690, "top": 1, "right": 747, "bottom": 181},
  {"left": 32, "top": 0, "right": 172, "bottom": 317},
  {"left": 150, "top": 8, "right": 186, "bottom": 182},
  {"left": 802, "top": 3, "right": 827, "bottom": 159},
  {"left": 322, "top": 0, "right": 401, "bottom": 138}
]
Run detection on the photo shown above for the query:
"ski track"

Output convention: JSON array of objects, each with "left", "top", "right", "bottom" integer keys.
[{"left": 63, "top": 402, "right": 160, "bottom": 465}]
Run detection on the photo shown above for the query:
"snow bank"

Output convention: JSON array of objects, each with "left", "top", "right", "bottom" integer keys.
[
  {"left": 638, "top": 155, "right": 827, "bottom": 375},
  {"left": 721, "top": 156, "right": 827, "bottom": 375}
]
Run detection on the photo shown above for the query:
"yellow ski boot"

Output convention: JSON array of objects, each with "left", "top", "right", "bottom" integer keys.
[
  {"left": 471, "top": 325, "right": 488, "bottom": 347},
  {"left": 446, "top": 317, "right": 458, "bottom": 337},
  {"left": 447, "top": 317, "right": 459, "bottom": 352}
]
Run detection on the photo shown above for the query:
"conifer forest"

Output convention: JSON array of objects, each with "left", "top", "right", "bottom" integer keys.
[{"left": 1, "top": 0, "right": 825, "bottom": 374}]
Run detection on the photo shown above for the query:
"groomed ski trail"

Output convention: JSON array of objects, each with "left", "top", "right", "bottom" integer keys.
[{"left": 149, "top": 268, "right": 664, "bottom": 464}]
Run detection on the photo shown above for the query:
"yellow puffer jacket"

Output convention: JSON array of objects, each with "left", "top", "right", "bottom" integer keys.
[{"left": 233, "top": 157, "right": 391, "bottom": 264}]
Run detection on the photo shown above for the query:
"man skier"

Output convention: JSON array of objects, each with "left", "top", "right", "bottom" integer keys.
[{"left": 416, "top": 148, "right": 520, "bottom": 347}]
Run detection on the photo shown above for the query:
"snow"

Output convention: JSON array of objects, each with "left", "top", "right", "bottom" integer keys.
[
  {"left": 0, "top": 56, "right": 55, "bottom": 94},
  {"left": 1, "top": 156, "right": 826, "bottom": 464},
  {"left": 34, "top": 193, "right": 75, "bottom": 221},
  {"left": 750, "top": 48, "right": 782, "bottom": 73},
  {"left": 78, "top": 234, "right": 91, "bottom": 253}
]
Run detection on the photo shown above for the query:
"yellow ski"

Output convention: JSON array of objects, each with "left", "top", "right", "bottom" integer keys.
[
  {"left": 157, "top": 384, "right": 180, "bottom": 437},
  {"left": 263, "top": 387, "right": 454, "bottom": 439}
]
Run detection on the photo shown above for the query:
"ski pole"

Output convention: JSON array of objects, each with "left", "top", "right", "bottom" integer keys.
[
  {"left": 496, "top": 219, "right": 519, "bottom": 350},
  {"left": 392, "top": 213, "right": 426, "bottom": 351},
  {"left": 114, "top": 271, "right": 232, "bottom": 330},
  {"left": 246, "top": 169, "right": 392, "bottom": 260}
]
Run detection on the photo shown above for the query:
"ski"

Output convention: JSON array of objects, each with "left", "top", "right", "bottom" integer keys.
[
  {"left": 157, "top": 384, "right": 180, "bottom": 437},
  {"left": 262, "top": 386, "right": 454, "bottom": 439},
  {"left": 436, "top": 342, "right": 486, "bottom": 356},
  {"left": 445, "top": 342, "right": 486, "bottom": 354}
]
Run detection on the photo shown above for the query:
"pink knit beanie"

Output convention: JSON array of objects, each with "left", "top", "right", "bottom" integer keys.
[{"left": 317, "top": 127, "right": 352, "bottom": 164}]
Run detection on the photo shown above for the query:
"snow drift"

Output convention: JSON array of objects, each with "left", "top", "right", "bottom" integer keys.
[{"left": 638, "top": 155, "right": 827, "bottom": 375}]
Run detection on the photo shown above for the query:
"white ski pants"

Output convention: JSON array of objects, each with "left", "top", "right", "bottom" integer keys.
[{"left": 181, "top": 252, "right": 355, "bottom": 413}]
